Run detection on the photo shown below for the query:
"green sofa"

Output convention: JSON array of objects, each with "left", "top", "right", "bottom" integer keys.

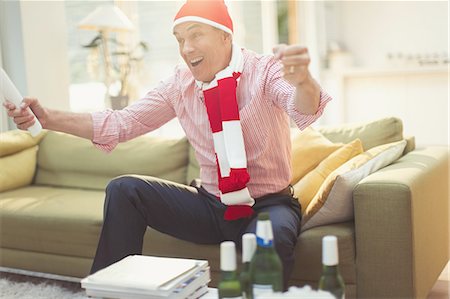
[{"left": 0, "top": 117, "right": 448, "bottom": 299}]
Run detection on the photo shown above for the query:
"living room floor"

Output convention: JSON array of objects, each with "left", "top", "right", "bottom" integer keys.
[{"left": 427, "top": 261, "right": 449, "bottom": 299}]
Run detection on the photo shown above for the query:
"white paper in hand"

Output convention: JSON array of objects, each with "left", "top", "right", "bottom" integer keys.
[{"left": 0, "top": 68, "right": 42, "bottom": 136}]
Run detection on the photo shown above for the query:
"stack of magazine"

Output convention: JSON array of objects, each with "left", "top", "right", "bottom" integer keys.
[{"left": 81, "top": 255, "right": 210, "bottom": 299}]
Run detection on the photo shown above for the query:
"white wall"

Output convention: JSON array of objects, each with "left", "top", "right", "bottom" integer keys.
[
  {"left": 318, "top": 1, "right": 448, "bottom": 146},
  {"left": 19, "top": 1, "right": 71, "bottom": 111},
  {"left": 326, "top": 1, "right": 448, "bottom": 68}
]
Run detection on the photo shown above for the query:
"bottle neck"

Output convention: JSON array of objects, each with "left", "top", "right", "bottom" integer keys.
[
  {"left": 241, "top": 261, "right": 250, "bottom": 271},
  {"left": 221, "top": 270, "right": 239, "bottom": 281},
  {"left": 256, "top": 220, "right": 274, "bottom": 248},
  {"left": 242, "top": 235, "right": 256, "bottom": 262},
  {"left": 322, "top": 265, "right": 339, "bottom": 275}
]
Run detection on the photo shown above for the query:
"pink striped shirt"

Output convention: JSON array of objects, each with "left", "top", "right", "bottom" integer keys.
[{"left": 92, "top": 48, "right": 331, "bottom": 198}]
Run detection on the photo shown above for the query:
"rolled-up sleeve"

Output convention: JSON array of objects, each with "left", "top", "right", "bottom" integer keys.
[
  {"left": 91, "top": 74, "right": 180, "bottom": 152},
  {"left": 263, "top": 56, "right": 332, "bottom": 130}
]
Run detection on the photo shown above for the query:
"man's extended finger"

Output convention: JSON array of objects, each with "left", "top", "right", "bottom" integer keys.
[
  {"left": 17, "top": 118, "right": 36, "bottom": 130},
  {"left": 281, "top": 46, "right": 308, "bottom": 57},
  {"left": 281, "top": 54, "right": 311, "bottom": 65},
  {"left": 7, "top": 108, "right": 25, "bottom": 118},
  {"left": 2, "top": 100, "right": 15, "bottom": 110},
  {"left": 14, "top": 114, "right": 34, "bottom": 125},
  {"left": 20, "top": 97, "right": 34, "bottom": 110},
  {"left": 272, "top": 44, "right": 287, "bottom": 59}
]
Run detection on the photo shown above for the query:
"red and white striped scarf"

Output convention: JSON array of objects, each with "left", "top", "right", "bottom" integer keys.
[{"left": 197, "top": 45, "right": 255, "bottom": 220}]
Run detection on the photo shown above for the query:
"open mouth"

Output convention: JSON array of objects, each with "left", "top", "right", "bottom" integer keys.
[{"left": 190, "top": 57, "right": 203, "bottom": 67}]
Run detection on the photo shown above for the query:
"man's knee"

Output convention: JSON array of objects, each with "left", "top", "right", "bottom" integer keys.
[
  {"left": 104, "top": 176, "right": 146, "bottom": 217},
  {"left": 106, "top": 176, "right": 140, "bottom": 195},
  {"left": 273, "top": 225, "right": 298, "bottom": 255}
]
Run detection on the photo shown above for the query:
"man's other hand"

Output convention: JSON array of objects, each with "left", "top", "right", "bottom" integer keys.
[
  {"left": 273, "top": 44, "right": 311, "bottom": 87},
  {"left": 3, "top": 97, "right": 47, "bottom": 130}
]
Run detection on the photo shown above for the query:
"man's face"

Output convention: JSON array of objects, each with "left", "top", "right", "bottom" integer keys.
[{"left": 173, "top": 22, "right": 232, "bottom": 83}]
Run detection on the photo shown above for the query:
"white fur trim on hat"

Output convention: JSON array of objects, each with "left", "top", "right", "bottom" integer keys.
[{"left": 173, "top": 16, "right": 233, "bottom": 35}]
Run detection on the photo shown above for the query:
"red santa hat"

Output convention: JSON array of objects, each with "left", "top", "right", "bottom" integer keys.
[{"left": 173, "top": 0, "right": 233, "bottom": 35}]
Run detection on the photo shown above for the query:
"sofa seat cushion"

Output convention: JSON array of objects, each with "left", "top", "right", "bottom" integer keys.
[
  {"left": 293, "top": 222, "right": 356, "bottom": 284},
  {"left": 0, "top": 186, "right": 104, "bottom": 258}
]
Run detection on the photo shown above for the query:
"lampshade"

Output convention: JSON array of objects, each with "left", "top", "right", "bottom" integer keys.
[{"left": 78, "top": 6, "right": 134, "bottom": 31}]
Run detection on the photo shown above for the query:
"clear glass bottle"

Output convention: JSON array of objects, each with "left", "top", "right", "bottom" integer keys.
[
  {"left": 218, "top": 241, "right": 242, "bottom": 299},
  {"left": 318, "top": 235, "right": 345, "bottom": 299},
  {"left": 250, "top": 212, "right": 283, "bottom": 297},
  {"left": 240, "top": 233, "right": 256, "bottom": 299}
]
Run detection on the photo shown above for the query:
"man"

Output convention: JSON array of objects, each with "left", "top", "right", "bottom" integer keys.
[{"left": 4, "top": 0, "right": 331, "bottom": 288}]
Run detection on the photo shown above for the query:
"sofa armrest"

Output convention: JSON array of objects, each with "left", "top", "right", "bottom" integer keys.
[{"left": 353, "top": 147, "right": 449, "bottom": 299}]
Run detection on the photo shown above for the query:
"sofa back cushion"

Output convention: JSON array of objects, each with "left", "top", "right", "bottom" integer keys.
[
  {"left": 35, "top": 132, "right": 189, "bottom": 190},
  {"left": 317, "top": 117, "right": 404, "bottom": 151}
]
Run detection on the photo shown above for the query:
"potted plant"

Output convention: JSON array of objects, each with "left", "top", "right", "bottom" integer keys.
[{"left": 83, "top": 34, "right": 148, "bottom": 109}]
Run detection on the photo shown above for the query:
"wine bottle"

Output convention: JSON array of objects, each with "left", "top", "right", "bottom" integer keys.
[
  {"left": 250, "top": 212, "right": 283, "bottom": 297},
  {"left": 318, "top": 235, "right": 345, "bottom": 299},
  {"left": 218, "top": 241, "right": 242, "bottom": 299},
  {"left": 240, "top": 233, "right": 256, "bottom": 299}
]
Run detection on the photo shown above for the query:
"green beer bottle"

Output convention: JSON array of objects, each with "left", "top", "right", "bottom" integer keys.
[
  {"left": 239, "top": 233, "right": 256, "bottom": 299},
  {"left": 318, "top": 235, "right": 345, "bottom": 299},
  {"left": 218, "top": 241, "right": 242, "bottom": 299},
  {"left": 249, "top": 212, "right": 283, "bottom": 297}
]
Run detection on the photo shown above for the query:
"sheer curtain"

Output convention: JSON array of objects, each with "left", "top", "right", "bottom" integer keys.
[{"left": 0, "top": 34, "right": 10, "bottom": 132}]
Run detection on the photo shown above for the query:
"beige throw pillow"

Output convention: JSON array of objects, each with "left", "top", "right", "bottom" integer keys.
[
  {"left": 0, "top": 146, "right": 38, "bottom": 192},
  {"left": 301, "top": 140, "right": 407, "bottom": 231},
  {"left": 0, "top": 129, "right": 46, "bottom": 157},
  {"left": 294, "top": 139, "right": 363, "bottom": 212},
  {"left": 290, "top": 127, "right": 343, "bottom": 185}
]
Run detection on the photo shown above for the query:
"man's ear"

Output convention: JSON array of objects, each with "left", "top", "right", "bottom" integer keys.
[{"left": 223, "top": 32, "right": 232, "bottom": 43}]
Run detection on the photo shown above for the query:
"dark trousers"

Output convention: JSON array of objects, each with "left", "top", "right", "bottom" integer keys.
[{"left": 90, "top": 175, "right": 302, "bottom": 288}]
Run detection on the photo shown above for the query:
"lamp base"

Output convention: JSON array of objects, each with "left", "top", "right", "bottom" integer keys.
[{"left": 110, "top": 95, "right": 129, "bottom": 110}]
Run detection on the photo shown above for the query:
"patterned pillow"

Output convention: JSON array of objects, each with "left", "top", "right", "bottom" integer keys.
[{"left": 301, "top": 140, "right": 407, "bottom": 232}]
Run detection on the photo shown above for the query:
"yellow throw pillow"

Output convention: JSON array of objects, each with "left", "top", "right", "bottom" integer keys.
[
  {"left": 0, "top": 146, "right": 38, "bottom": 192},
  {"left": 0, "top": 129, "right": 46, "bottom": 157},
  {"left": 301, "top": 140, "right": 407, "bottom": 228},
  {"left": 293, "top": 138, "right": 363, "bottom": 211},
  {"left": 291, "top": 127, "right": 343, "bottom": 184}
]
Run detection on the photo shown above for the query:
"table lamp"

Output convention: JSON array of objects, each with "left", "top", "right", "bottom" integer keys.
[{"left": 78, "top": 6, "right": 134, "bottom": 91}]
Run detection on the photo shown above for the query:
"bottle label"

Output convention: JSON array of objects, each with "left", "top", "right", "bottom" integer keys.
[{"left": 253, "top": 284, "right": 274, "bottom": 295}]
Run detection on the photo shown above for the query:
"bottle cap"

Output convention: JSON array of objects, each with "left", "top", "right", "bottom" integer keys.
[
  {"left": 242, "top": 233, "right": 256, "bottom": 262},
  {"left": 220, "top": 241, "right": 237, "bottom": 271},
  {"left": 322, "top": 235, "right": 339, "bottom": 266},
  {"left": 256, "top": 216, "right": 274, "bottom": 247}
]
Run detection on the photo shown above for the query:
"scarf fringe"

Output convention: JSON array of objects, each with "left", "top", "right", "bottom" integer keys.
[{"left": 218, "top": 168, "right": 250, "bottom": 193}]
